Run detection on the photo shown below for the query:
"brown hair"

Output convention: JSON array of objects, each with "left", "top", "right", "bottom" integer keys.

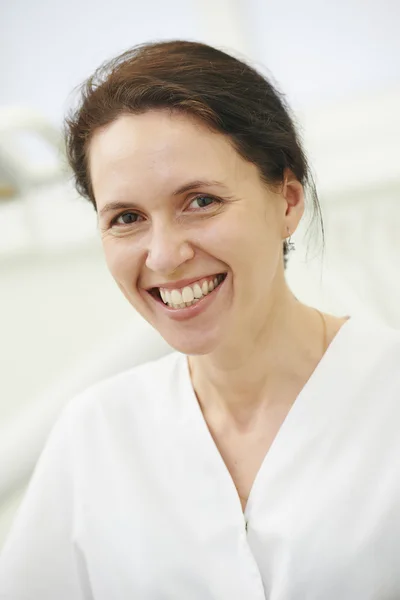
[{"left": 65, "top": 39, "right": 323, "bottom": 267}]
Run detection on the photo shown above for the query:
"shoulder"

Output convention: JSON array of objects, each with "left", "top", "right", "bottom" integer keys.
[
  {"left": 344, "top": 316, "right": 400, "bottom": 386},
  {"left": 60, "top": 350, "right": 185, "bottom": 429},
  {"left": 348, "top": 316, "right": 400, "bottom": 355}
]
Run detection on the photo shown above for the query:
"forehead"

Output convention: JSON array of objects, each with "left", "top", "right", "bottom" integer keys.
[{"left": 88, "top": 110, "right": 251, "bottom": 205}]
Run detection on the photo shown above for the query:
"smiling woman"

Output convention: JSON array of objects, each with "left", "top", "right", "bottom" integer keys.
[
  {"left": 65, "top": 40, "right": 323, "bottom": 272},
  {"left": 86, "top": 106, "right": 308, "bottom": 355},
  {"left": 1, "top": 40, "right": 400, "bottom": 600}
]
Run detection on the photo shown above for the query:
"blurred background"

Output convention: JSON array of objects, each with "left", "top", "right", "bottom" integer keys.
[{"left": 0, "top": 0, "right": 399, "bottom": 548}]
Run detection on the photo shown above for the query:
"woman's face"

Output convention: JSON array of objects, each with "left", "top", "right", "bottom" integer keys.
[{"left": 89, "top": 110, "right": 303, "bottom": 355}]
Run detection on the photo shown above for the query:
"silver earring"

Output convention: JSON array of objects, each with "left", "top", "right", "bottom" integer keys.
[
  {"left": 287, "top": 236, "right": 295, "bottom": 252},
  {"left": 286, "top": 227, "right": 296, "bottom": 252}
]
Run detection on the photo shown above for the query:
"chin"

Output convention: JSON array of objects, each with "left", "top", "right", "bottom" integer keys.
[{"left": 161, "top": 330, "right": 220, "bottom": 356}]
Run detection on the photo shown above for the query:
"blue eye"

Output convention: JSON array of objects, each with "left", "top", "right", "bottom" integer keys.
[{"left": 189, "top": 196, "right": 216, "bottom": 209}]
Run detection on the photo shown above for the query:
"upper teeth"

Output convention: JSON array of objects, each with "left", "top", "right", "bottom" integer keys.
[{"left": 159, "top": 275, "right": 222, "bottom": 308}]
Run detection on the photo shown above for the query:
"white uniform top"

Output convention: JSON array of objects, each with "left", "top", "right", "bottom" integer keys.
[{"left": 1, "top": 316, "right": 400, "bottom": 600}]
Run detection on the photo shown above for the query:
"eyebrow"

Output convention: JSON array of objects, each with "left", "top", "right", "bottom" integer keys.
[{"left": 98, "top": 179, "right": 224, "bottom": 218}]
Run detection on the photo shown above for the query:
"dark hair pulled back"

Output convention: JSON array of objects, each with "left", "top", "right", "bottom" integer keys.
[{"left": 65, "top": 39, "right": 323, "bottom": 267}]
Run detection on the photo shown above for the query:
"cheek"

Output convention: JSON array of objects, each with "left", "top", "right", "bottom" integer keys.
[
  {"left": 102, "top": 240, "right": 141, "bottom": 283},
  {"left": 201, "top": 209, "right": 277, "bottom": 265}
]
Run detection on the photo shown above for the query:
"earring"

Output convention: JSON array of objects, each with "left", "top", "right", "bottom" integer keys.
[{"left": 286, "top": 228, "right": 295, "bottom": 252}]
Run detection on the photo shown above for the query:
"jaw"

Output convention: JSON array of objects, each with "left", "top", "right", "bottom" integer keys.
[
  {"left": 161, "top": 316, "right": 228, "bottom": 355},
  {"left": 142, "top": 273, "right": 233, "bottom": 354}
]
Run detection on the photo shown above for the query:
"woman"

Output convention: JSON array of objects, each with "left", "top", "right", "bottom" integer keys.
[{"left": 1, "top": 40, "right": 400, "bottom": 600}]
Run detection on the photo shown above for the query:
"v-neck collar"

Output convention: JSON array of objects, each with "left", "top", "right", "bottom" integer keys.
[{"left": 177, "top": 316, "right": 355, "bottom": 521}]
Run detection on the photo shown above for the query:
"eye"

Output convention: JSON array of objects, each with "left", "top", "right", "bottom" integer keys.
[
  {"left": 112, "top": 211, "right": 143, "bottom": 226},
  {"left": 188, "top": 195, "right": 218, "bottom": 210}
]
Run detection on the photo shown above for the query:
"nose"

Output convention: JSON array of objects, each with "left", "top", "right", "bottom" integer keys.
[{"left": 145, "top": 221, "right": 195, "bottom": 276}]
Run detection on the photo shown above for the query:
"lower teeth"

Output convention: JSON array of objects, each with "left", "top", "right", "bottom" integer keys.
[{"left": 168, "top": 297, "right": 201, "bottom": 309}]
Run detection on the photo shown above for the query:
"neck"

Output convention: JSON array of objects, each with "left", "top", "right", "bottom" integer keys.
[{"left": 188, "top": 288, "right": 329, "bottom": 424}]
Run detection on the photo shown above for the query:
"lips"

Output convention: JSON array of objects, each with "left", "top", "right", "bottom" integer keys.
[
  {"left": 146, "top": 272, "right": 228, "bottom": 323},
  {"left": 147, "top": 272, "right": 227, "bottom": 310},
  {"left": 147, "top": 273, "right": 227, "bottom": 308},
  {"left": 146, "top": 272, "right": 224, "bottom": 291}
]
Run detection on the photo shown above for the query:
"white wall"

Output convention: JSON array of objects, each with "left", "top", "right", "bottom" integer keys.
[
  {"left": 2, "top": 0, "right": 399, "bottom": 123},
  {"left": 240, "top": 0, "right": 400, "bottom": 110},
  {"left": 0, "top": 0, "right": 211, "bottom": 125}
]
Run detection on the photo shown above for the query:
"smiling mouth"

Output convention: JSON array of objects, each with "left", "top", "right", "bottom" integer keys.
[{"left": 148, "top": 273, "right": 227, "bottom": 309}]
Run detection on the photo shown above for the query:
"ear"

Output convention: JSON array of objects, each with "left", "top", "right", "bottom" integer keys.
[{"left": 280, "top": 168, "right": 305, "bottom": 239}]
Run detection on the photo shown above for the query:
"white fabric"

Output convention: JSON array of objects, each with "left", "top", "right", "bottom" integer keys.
[{"left": 1, "top": 317, "right": 400, "bottom": 599}]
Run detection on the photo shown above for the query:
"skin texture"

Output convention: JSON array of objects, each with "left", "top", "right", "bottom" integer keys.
[{"left": 89, "top": 110, "right": 345, "bottom": 425}]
